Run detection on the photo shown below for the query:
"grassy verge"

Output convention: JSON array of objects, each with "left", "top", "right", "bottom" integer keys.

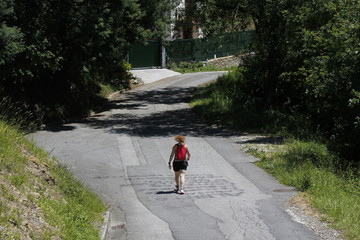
[
  {"left": 169, "top": 61, "right": 238, "bottom": 73},
  {"left": 190, "top": 70, "right": 360, "bottom": 240},
  {"left": 99, "top": 83, "right": 119, "bottom": 98},
  {"left": 191, "top": 68, "right": 265, "bottom": 130},
  {"left": 251, "top": 140, "right": 359, "bottom": 240},
  {"left": 0, "top": 120, "right": 106, "bottom": 239}
]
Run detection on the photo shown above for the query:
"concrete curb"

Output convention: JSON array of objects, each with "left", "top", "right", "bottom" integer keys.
[{"left": 99, "top": 210, "right": 110, "bottom": 240}]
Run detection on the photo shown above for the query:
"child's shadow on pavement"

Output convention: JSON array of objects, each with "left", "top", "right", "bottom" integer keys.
[{"left": 156, "top": 190, "right": 176, "bottom": 195}]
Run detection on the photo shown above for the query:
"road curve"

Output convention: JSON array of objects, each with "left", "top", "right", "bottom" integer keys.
[{"left": 29, "top": 72, "right": 319, "bottom": 240}]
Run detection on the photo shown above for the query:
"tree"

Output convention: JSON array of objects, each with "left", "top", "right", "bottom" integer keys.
[
  {"left": 0, "top": 0, "right": 178, "bottom": 123},
  {"left": 197, "top": 0, "right": 360, "bottom": 162},
  {"left": 0, "top": 0, "right": 24, "bottom": 66},
  {"left": 197, "top": 0, "right": 251, "bottom": 35},
  {"left": 279, "top": 0, "right": 360, "bottom": 160}
]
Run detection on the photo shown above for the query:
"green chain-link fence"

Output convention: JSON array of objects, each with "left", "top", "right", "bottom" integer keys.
[
  {"left": 128, "top": 31, "right": 255, "bottom": 68},
  {"left": 166, "top": 31, "right": 255, "bottom": 64}
]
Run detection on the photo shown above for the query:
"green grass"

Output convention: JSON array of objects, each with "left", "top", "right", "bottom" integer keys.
[
  {"left": 190, "top": 70, "right": 360, "bottom": 240},
  {"left": 0, "top": 96, "right": 40, "bottom": 132},
  {"left": 44, "top": 165, "right": 106, "bottom": 239},
  {"left": 169, "top": 61, "right": 238, "bottom": 73},
  {"left": 256, "top": 140, "right": 360, "bottom": 240},
  {"left": 99, "top": 83, "right": 119, "bottom": 98},
  {"left": 0, "top": 119, "right": 106, "bottom": 239},
  {"left": 191, "top": 68, "right": 262, "bottom": 130},
  {"left": 191, "top": 69, "right": 320, "bottom": 138}
]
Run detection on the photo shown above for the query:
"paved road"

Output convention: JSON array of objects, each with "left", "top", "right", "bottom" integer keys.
[{"left": 29, "top": 72, "right": 319, "bottom": 240}]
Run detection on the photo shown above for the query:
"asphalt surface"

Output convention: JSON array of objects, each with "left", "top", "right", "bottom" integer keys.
[
  {"left": 29, "top": 71, "right": 320, "bottom": 240},
  {"left": 130, "top": 69, "right": 181, "bottom": 84}
]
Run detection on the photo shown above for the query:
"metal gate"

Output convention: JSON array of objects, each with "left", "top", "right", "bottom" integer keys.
[{"left": 128, "top": 41, "right": 162, "bottom": 69}]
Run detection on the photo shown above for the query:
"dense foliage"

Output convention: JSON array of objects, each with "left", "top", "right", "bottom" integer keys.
[
  {"left": 196, "top": 0, "right": 360, "bottom": 163},
  {"left": 0, "top": 0, "right": 178, "bottom": 123}
]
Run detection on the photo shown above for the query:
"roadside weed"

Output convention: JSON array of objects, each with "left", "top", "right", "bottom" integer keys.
[
  {"left": 0, "top": 96, "right": 39, "bottom": 132},
  {"left": 99, "top": 83, "right": 119, "bottom": 98}
]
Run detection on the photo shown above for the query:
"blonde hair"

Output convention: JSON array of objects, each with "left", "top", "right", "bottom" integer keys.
[{"left": 174, "top": 135, "right": 185, "bottom": 143}]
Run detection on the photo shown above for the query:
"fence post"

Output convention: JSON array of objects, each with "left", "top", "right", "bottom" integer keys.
[{"left": 161, "top": 43, "right": 166, "bottom": 68}]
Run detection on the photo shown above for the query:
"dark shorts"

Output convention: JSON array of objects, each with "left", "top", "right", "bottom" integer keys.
[{"left": 173, "top": 160, "right": 188, "bottom": 171}]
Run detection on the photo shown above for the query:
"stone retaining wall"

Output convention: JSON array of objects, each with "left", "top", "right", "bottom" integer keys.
[{"left": 205, "top": 55, "right": 243, "bottom": 68}]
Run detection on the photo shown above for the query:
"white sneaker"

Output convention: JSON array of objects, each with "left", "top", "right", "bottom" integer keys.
[{"left": 178, "top": 189, "right": 185, "bottom": 194}]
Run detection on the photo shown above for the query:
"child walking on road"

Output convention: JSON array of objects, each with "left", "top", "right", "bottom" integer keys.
[{"left": 168, "top": 135, "right": 191, "bottom": 194}]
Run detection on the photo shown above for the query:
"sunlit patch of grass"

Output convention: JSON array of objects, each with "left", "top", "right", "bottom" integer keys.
[{"left": 256, "top": 140, "right": 360, "bottom": 240}]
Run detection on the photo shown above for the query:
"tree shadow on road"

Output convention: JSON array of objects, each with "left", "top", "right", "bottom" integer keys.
[
  {"left": 45, "top": 85, "right": 243, "bottom": 138},
  {"left": 104, "top": 86, "right": 196, "bottom": 109},
  {"left": 83, "top": 107, "right": 237, "bottom": 138}
]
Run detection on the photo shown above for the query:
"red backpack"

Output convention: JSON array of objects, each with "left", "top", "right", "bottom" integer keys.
[{"left": 175, "top": 144, "right": 187, "bottom": 160}]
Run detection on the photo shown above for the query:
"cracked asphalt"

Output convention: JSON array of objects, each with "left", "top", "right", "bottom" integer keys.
[{"left": 29, "top": 71, "right": 320, "bottom": 240}]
